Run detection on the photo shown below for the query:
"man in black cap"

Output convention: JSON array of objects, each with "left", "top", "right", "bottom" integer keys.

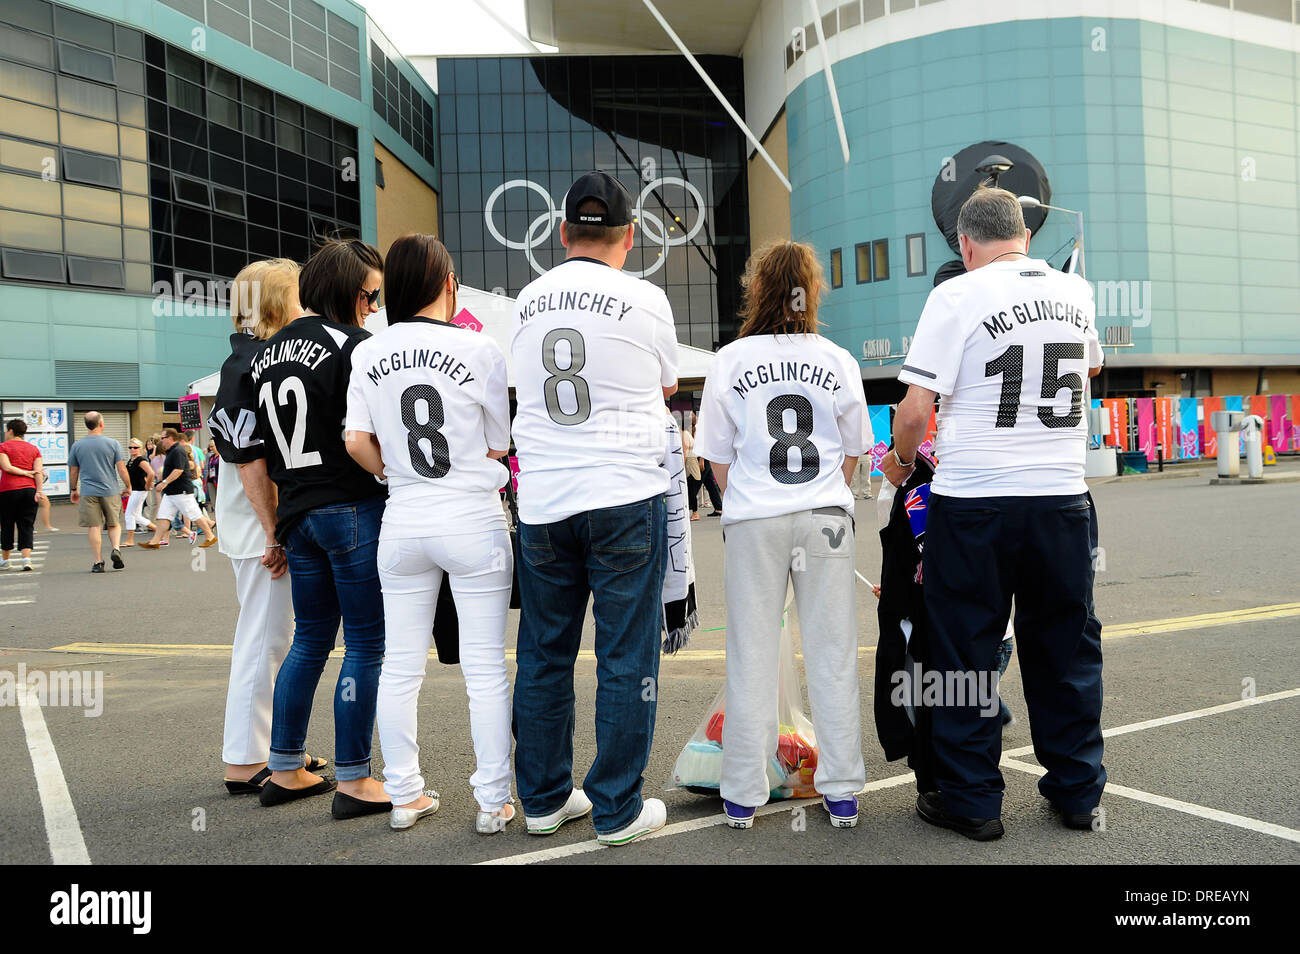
[{"left": 510, "top": 171, "right": 680, "bottom": 846}]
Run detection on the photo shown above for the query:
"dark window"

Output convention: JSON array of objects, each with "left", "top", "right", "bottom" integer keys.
[
  {"left": 830, "top": 248, "right": 843, "bottom": 288},
  {"left": 212, "top": 185, "right": 246, "bottom": 218},
  {"left": 56, "top": 41, "right": 115, "bottom": 84},
  {"left": 172, "top": 173, "right": 212, "bottom": 209},
  {"left": 62, "top": 148, "right": 120, "bottom": 188},
  {"left": 905, "top": 233, "right": 926, "bottom": 276},
  {"left": 1, "top": 247, "right": 64, "bottom": 282},
  {"left": 67, "top": 255, "right": 124, "bottom": 288}
]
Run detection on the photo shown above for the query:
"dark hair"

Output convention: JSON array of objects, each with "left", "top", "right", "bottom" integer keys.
[
  {"left": 298, "top": 238, "right": 383, "bottom": 327},
  {"left": 384, "top": 234, "right": 456, "bottom": 324},
  {"left": 736, "top": 241, "right": 824, "bottom": 338},
  {"left": 162, "top": 427, "right": 180, "bottom": 442},
  {"left": 6, "top": 418, "right": 26, "bottom": 437},
  {"left": 564, "top": 198, "right": 630, "bottom": 247}
]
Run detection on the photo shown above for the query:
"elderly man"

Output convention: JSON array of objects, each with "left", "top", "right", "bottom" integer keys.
[
  {"left": 67, "top": 411, "right": 131, "bottom": 573},
  {"left": 884, "top": 186, "right": 1105, "bottom": 840}
]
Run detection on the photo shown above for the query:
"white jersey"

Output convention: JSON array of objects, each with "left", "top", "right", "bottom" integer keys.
[
  {"left": 511, "top": 257, "right": 679, "bottom": 525},
  {"left": 694, "top": 334, "right": 871, "bottom": 526},
  {"left": 898, "top": 258, "right": 1103, "bottom": 497},
  {"left": 345, "top": 318, "right": 511, "bottom": 536}
]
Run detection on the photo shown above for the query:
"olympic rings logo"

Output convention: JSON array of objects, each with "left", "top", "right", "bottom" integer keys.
[{"left": 483, "top": 176, "right": 706, "bottom": 279}]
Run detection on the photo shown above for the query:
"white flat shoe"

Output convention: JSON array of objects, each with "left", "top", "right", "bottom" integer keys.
[
  {"left": 389, "top": 790, "right": 440, "bottom": 830},
  {"left": 597, "top": 797, "right": 667, "bottom": 846},
  {"left": 475, "top": 802, "right": 516, "bottom": 835},
  {"left": 525, "top": 788, "right": 592, "bottom": 835}
]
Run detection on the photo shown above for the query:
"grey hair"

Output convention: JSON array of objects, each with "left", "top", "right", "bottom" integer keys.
[{"left": 956, "top": 186, "right": 1027, "bottom": 244}]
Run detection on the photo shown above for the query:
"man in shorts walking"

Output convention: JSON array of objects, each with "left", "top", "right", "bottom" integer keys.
[
  {"left": 139, "top": 428, "right": 218, "bottom": 551},
  {"left": 67, "top": 411, "right": 131, "bottom": 573}
]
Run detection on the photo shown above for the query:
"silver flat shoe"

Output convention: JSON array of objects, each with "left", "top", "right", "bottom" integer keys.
[{"left": 390, "top": 790, "right": 440, "bottom": 830}]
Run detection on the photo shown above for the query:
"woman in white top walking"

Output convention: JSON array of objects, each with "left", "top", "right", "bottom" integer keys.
[
  {"left": 345, "top": 234, "right": 515, "bottom": 833},
  {"left": 694, "top": 241, "right": 872, "bottom": 831}
]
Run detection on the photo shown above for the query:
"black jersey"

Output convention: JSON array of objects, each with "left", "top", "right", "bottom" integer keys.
[
  {"left": 249, "top": 314, "right": 386, "bottom": 541},
  {"left": 209, "top": 332, "right": 266, "bottom": 467}
]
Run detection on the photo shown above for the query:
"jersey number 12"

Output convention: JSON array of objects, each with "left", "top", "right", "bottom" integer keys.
[{"left": 258, "top": 376, "right": 322, "bottom": 469}]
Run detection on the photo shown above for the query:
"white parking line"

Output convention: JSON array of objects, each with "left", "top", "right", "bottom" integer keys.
[
  {"left": 15, "top": 683, "right": 91, "bottom": 865},
  {"left": 479, "top": 689, "right": 1300, "bottom": 865},
  {"left": 1001, "top": 758, "right": 1300, "bottom": 844}
]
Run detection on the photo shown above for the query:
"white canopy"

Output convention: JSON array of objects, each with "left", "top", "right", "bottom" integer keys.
[{"left": 189, "top": 283, "right": 716, "bottom": 396}]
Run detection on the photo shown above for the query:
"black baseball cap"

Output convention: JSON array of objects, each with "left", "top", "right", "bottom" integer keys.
[{"left": 564, "top": 171, "right": 633, "bottom": 227}]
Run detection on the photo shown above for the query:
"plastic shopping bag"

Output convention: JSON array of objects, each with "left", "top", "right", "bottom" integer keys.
[{"left": 670, "top": 605, "right": 820, "bottom": 799}]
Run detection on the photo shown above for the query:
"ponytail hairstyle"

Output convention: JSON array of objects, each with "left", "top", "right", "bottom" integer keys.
[
  {"left": 736, "top": 241, "right": 825, "bottom": 339},
  {"left": 383, "top": 233, "right": 457, "bottom": 324},
  {"left": 298, "top": 238, "right": 384, "bottom": 327}
]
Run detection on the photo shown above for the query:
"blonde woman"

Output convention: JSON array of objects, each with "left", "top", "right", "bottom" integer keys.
[
  {"left": 212, "top": 259, "right": 326, "bottom": 793},
  {"left": 121, "top": 437, "right": 155, "bottom": 546},
  {"left": 694, "top": 241, "right": 872, "bottom": 830}
]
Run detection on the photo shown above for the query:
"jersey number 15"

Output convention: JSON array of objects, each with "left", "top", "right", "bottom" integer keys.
[{"left": 984, "top": 342, "right": 1085, "bottom": 429}]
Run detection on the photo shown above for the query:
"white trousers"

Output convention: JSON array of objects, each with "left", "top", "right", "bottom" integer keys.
[
  {"left": 124, "top": 490, "right": 151, "bottom": 531},
  {"left": 720, "top": 509, "right": 866, "bottom": 807},
  {"left": 376, "top": 528, "right": 513, "bottom": 810},
  {"left": 222, "top": 555, "right": 294, "bottom": 765}
]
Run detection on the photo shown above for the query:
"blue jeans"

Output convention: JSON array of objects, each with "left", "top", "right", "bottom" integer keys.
[
  {"left": 512, "top": 494, "right": 666, "bottom": 835},
  {"left": 269, "top": 497, "right": 386, "bottom": 781}
]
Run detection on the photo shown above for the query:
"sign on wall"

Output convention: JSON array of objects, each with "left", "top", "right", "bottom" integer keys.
[
  {"left": 179, "top": 393, "right": 203, "bottom": 432},
  {"left": 21, "top": 402, "right": 67, "bottom": 432},
  {"left": 29, "top": 431, "right": 69, "bottom": 465},
  {"left": 43, "top": 465, "right": 70, "bottom": 497}
]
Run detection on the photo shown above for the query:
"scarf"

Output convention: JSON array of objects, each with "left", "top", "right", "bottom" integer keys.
[{"left": 661, "top": 414, "right": 699, "bottom": 653}]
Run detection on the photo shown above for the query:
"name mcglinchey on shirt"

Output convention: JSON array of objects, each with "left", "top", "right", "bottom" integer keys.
[
  {"left": 363, "top": 347, "right": 476, "bottom": 387},
  {"left": 250, "top": 336, "right": 331, "bottom": 381},
  {"left": 731, "top": 360, "right": 842, "bottom": 399},
  {"left": 982, "top": 298, "right": 1094, "bottom": 341},
  {"left": 518, "top": 289, "right": 633, "bottom": 323}
]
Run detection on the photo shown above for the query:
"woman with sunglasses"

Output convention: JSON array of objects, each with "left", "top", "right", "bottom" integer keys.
[
  {"left": 345, "top": 235, "right": 515, "bottom": 833},
  {"left": 253, "top": 239, "right": 394, "bottom": 819},
  {"left": 121, "top": 438, "right": 155, "bottom": 547}
]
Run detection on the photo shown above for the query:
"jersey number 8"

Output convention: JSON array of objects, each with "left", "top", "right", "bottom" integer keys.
[
  {"left": 767, "top": 394, "right": 819, "bottom": 484},
  {"left": 401, "top": 384, "right": 451, "bottom": 479},
  {"left": 542, "top": 327, "right": 592, "bottom": 425}
]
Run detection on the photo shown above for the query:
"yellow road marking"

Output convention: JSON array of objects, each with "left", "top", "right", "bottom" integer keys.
[{"left": 38, "top": 601, "right": 1300, "bottom": 660}]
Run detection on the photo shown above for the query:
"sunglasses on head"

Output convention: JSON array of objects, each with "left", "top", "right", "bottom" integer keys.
[{"left": 359, "top": 285, "right": 381, "bottom": 306}]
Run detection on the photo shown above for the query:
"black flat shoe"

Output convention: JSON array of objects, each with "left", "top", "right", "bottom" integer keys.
[
  {"left": 916, "top": 791, "right": 1004, "bottom": 841},
  {"left": 305, "top": 755, "right": 329, "bottom": 773},
  {"left": 259, "top": 777, "right": 336, "bottom": 807},
  {"left": 332, "top": 791, "right": 392, "bottom": 820},
  {"left": 225, "top": 766, "right": 272, "bottom": 795},
  {"left": 1049, "top": 800, "right": 1099, "bottom": 831}
]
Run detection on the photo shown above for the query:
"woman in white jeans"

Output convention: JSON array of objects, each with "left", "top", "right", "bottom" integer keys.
[
  {"left": 345, "top": 233, "right": 514, "bottom": 833},
  {"left": 211, "top": 258, "right": 327, "bottom": 792},
  {"left": 695, "top": 241, "right": 873, "bottom": 831},
  {"left": 121, "top": 438, "right": 155, "bottom": 546}
]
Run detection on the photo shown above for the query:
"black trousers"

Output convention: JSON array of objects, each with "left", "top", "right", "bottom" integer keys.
[
  {"left": 923, "top": 491, "right": 1105, "bottom": 818},
  {"left": 686, "top": 474, "right": 701, "bottom": 512},
  {"left": 0, "top": 487, "right": 38, "bottom": 552},
  {"left": 700, "top": 461, "right": 724, "bottom": 511}
]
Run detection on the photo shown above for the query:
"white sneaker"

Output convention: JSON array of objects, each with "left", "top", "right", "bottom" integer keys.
[
  {"left": 525, "top": 788, "right": 593, "bottom": 835},
  {"left": 475, "top": 801, "right": 516, "bottom": 835},
  {"left": 0, "top": 560, "right": 9, "bottom": 570},
  {"left": 389, "top": 790, "right": 440, "bottom": 831},
  {"left": 596, "top": 797, "right": 667, "bottom": 846}
]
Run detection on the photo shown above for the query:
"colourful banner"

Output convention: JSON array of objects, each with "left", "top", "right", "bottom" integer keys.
[
  {"left": 1135, "top": 398, "right": 1156, "bottom": 461},
  {"left": 1201, "top": 396, "right": 1222, "bottom": 457},
  {"left": 1267, "top": 394, "right": 1287, "bottom": 451},
  {"left": 1293, "top": 396, "right": 1300, "bottom": 452},
  {"left": 1155, "top": 397, "right": 1175, "bottom": 460},
  {"left": 1178, "top": 397, "right": 1199, "bottom": 460},
  {"left": 867, "top": 404, "right": 892, "bottom": 476},
  {"left": 1225, "top": 396, "right": 1243, "bottom": 455},
  {"left": 1102, "top": 399, "right": 1127, "bottom": 449}
]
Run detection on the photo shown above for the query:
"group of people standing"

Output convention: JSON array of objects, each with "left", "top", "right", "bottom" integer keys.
[{"left": 206, "top": 173, "right": 1105, "bottom": 846}]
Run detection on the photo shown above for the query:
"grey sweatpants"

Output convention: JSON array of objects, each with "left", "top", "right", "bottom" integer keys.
[{"left": 720, "top": 508, "right": 866, "bottom": 807}]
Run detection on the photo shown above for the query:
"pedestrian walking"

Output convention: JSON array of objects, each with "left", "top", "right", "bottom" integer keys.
[
  {"left": 121, "top": 438, "right": 156, "bottom": 547},
  {"left": 138, "top": 429, "right": 217, "bottom": 549},
  {"left": 0, "top": 418, "right": 44, "bottom": 571},
  {"left": 510, "top": 171, "right": 679, "bottom": 845},
  {"left": 67, "top": 411, "right": 130, "bottom": 573}
]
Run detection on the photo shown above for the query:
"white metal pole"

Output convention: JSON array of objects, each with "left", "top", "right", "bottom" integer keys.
[
  {"left": 640, "top": 0, "right": 793, "bottom": 192},
  {"left": 807, "top": 0, "right": 850, "bottom": 164}
]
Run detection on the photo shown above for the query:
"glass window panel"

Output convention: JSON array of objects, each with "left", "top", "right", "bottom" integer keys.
[
  {"left": 121, "top": 159, "right": 147, "bottom": 194},
  {"left": 207, "top": 2, "right": 252, "bottom": 46},
  {"left": 329, "top": 65, "right": 359, "bottom": 99},
  {"left": 167, "top": 47, "right": 203, "bottom": 83},
  {"left": 206, "top": 64, "right": 240, "bottom": 99},
  {"left": 212, "top": 213, "right": 244, "bottom": 247},
  {"left": 242, "top": 80, "right": 273, "bottom": 113},
  {"left": 292, "top": 17, "right": 326, "bottom": 54},
  {"left": 119, "top": 125, "right": 146, "bottom": 160},
  {"left": 212, "top": 186, "right": 245, "bottom": 218},
  {"left": 872, "top": 238, "right": 889, "bottom": 281},
  {"left": 172, "top": 174, "right": 211, "bottom": 208},
  {"left": 1, "top": 0, "right": 53, "bottom": 34},
  {"left": 0, "top": 97, "right": 58, "bottom": 142},
  {"left": 67, "top": 255, "right": 125, "bottom": 288},
  {"left": 305, "top": 132, "right": 329, "bottom": 163},
  {"left": 63, "top": 182, "right": 121, "bottom": 224},
  {"left": 0, "top": 208, "right": 62, "bottom": 251},
  {"left": 252, "top": 0, "right": 291, "bottom": 34},
  {"left": 0, "top": 170, "right": 59, "bottom": 214},
  {"left": 116, "top": 57, "right": 143, "bottom": 94},
  {"left": 57, "top": 74, "right": 116, "bottom": 120},
  {"left": 64, "top": 219, "right": 121, "bottom": 257},
  {"left": 830, "top": 248, "right": 843, "bottom": 288},
  {"left": 60, "top": 112, "right": 118, "bottom": 154},
  {"left": 115, "top": 25, "right": 143, "bottom": 60},
  {"left": 293, "top": 0, "right": 326, "bottom": 29},
  {"left": 293, "top": 44, "right": 327, "bottom": 83},
  {"left": 243, "top": 107, "right": 275, "bottom": 142},
  {"left": 124, "top": 226, "right": 148, "bottom": 261},
  {"left": 117, "top": 90, "right": 145, "bottom": 126},
  {"left": 275, "top": 94, "right": 301, "bottom": 124},
  {"left": 251, "top": 22, "right": 292, "bottom": 64},
  {"left": 906, "top": 233, "right": 926, "bottom": 276},
  {"left": 209, "top": 93, "right": 241, "bottom": 129},
  {"left": 854, "top": 242, "right": 870, "bottom": 283},
  {"left": 122, "top": 192, "right": 148, "bottom": 227},
  {"left": 57, "top": 41, "right": 115, "bottom": 83},
  {"left": 327, "top": 10, "right": 357, "bottom": 47},
  {"left": 0, "top": 22, "right": 55, "bottom": 68},
  {"left": 125, "top": 261, "right": 149, "bottom": 291},
  {"left": 304, "top": 108, "right": 330, "bottom": 137},
  {"left": 0, "top": 137, "right": 56, "bottom": 176},
  {"left": 54, "top": 7, "right": 113, "bottom": 52},
  {"left": 2, "top": 247, "right": 64, "bottom": 282},
  {"left": 276, "top": 120, "right": 302, "bottom": 151},
  {"left": 167, "top": 75, "right": 204, "bottom": 114},
  {"left": 0, "top": 57, "right": 56, "bottom": 106}
]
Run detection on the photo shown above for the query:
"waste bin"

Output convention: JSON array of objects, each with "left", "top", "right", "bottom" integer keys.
[{"left": 1120, "top": 451, "right": 1148, "bottom": 474}]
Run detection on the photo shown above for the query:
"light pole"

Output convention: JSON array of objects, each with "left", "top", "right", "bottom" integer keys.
[{"left": 1018, "top": 195, "right": 1085, "bottom": 278}]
